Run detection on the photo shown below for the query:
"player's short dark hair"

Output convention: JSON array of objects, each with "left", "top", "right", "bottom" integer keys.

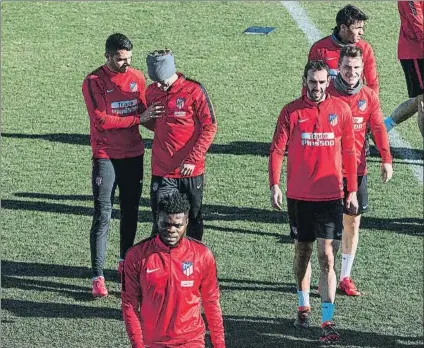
[
  {"left": 303, "top": 60, "right": 330, "bottom": 79},
  {"left": 339, "top": 45, "right": 363, "bottom": 64},
  {"left": 335, "top": 5, "right": 368, "bottom": 30},
  {"left": 157, "top": 192, "right": 190, "bottom": 215},
  {"left": 105, "top": 33, "right": 133, "bottom": 55}
]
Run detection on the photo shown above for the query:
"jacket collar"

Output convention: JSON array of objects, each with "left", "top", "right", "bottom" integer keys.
[{"left": 154, "top": 234, "right": 188, "bottom": 253}]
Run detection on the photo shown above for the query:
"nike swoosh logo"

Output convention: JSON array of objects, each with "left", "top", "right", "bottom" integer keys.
[
  {"left": 146, "top": 268, "right": 160, "bottom": 274},
  {"left": 196, "top": 184, "right": 202, "bottom": 189},
  {"left": 326, "top": 57, "right": 337, "bottom": 61},
  {"left": 106, "top": 89, "right": 114, "bottom": 93},
  {"left": 298, "top": 119, "right": 309, "bottom": 123},
  {"left": 362, "top": 205, "right": 368, "bottom": 210}
]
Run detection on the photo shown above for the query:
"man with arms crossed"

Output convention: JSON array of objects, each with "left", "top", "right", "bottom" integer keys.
[
  {"left": 269, "top": 60, "right": 358, "bottom": 343},
  {"left": 121, "top": 192, "right": 225, "bottom": 348},
  {"left": 385, "top": 1, "right": 423, "bottom": 137},
  {"left": 82, "top": 33, "right": 161, "bottom": 298},
  {"left": 328, "top": 46, "right": 393, "bottom": 295},
  {"left": 145, "top": 49, "right": 217, "bottom": 241}
]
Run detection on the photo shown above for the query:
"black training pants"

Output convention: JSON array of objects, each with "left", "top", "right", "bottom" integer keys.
[{"left": 90, "top": 155, "right": 143, "bottom": 277}]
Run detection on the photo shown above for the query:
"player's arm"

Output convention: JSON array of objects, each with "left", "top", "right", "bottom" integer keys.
[
  {"left": 369, "top": 93, "right": 393, "bottom": 183},
  {"left": 200, "top": 250, "right": 226, "bottom": 348},
  {"left": 400, "top": 1, "right": 424, "bottom": 49},
  {"left": 268, "top": 107, "right": 290, "bottom": 210},
  {"left": 121, "top": 251, "right": 145, "bottom": 348},
  {"left": 363, "top": 45, "right": 380, "bottom": 95},
  {"left": 341, "top": 106, "right": 358, "bottom": 213},
  {"left": 82, "top": 76, "right": 141, "bottom": 131},
  {"left": 308, "top": 43, "right": 322, "bottom": 61},
  {"left": 182, "top": 85, "right": 217, "bottom": 170}
]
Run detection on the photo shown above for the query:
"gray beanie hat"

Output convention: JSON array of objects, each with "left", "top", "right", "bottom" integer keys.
[{"left": 146, "top": 50, "right": 176, "bottom": 82}]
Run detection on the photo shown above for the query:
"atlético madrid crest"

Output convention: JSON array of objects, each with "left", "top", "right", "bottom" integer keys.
[
  {"left": 129, "top": 82, "right": 138, "bottom": 92},
  {"left": 358, "top": 100, "right": 367, "bottom": 111},
  {"left": 328, "top": 114, "right": 338, "bottom": 126},
  {"left": 176, "top": 97, "right": 185, "bottom": 109},
  {"left": 182, "top": 261, "right": 193, "bottom": 276}
]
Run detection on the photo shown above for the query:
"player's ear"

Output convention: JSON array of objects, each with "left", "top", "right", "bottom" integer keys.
[
  {"left": 105, "top": 52, "right": 110, "bottom": 61},
  {"left": 302, "top": 76, "right": 307, "bottom": 87}
]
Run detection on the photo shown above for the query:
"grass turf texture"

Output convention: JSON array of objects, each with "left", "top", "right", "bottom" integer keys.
[{"left": 1, "top": 1, "right": 423, "bottom": 347}]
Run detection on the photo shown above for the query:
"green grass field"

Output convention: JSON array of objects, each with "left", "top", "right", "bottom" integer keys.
[{"left": 1, "top": 2, "right": 423, "bottom": 347}]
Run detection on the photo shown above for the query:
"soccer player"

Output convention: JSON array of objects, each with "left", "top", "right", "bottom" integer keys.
[
  {"left": 308, "top": 5, "right": 378, "bottom": 94},
  {"left": 269, "top": 60, "right": 358, "bottom": 343},
  {"left": 145, "top": 49, "right": 217, "bottom": 241},
  {"left": 121, "top": 192, "right": 226, "bottom": 348},
  {"left": 384, "top": 1, "right": 423, "bottom": 137},
  {"left": 82, "top": 33, "right": 163, "bottom": 298},
  {"left": 328, "top": 46, "right": 393, "bottom": 295}
]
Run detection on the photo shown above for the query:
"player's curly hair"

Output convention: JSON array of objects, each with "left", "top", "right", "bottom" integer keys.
[
  {"left": 335, "top": 5, "right": 368, "bottom": 30},
  {"left": 157, "top": 191, "right": 190, "bottom": 215},
  {"left": 105, "top": 33, "right": 133, "bottom": 54}
]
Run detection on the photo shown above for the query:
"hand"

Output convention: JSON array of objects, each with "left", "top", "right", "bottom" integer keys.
[
  {"left": 381, "top": 163, "right": 393, "bottom": 183},
  {"left": 345, "top": 191, "right": 359, "bottom": 215},
  {"left": 270, "top": 185, "right": 283, "bottom": 211},
  {"left": 140, "top": 103, "right": 164, "bottom": 123},
  {"left": 180, "top": 162, "right": 195, "bottom": 176}
]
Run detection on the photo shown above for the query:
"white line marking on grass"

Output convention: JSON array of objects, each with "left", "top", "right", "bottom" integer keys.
[{"left": 281, "top": 1, "right": 423, "bottom": 184}]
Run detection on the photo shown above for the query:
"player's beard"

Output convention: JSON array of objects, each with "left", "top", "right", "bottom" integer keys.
[
  {"left": 307, "top": 87, "right": 325, "bottom": 102},
  {"left": 119, "top": 64, "right": 129, "bottom": 73}
]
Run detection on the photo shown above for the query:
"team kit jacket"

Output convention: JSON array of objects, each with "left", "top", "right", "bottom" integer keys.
[
  {"left": 398, "top": 1, "right": 424, "bottom": 59},
  {"left": 269, "top": 94, "right": 358, "bottom": 201},
  {"left": 327, "top": 82, "right": 392, "bottom": 176},
  {"left": 309, "top": 34, "right": 380, "bottom": 95},
  {"left": 121, "top": 235, "right": 226, "bottom": 348},
  {"left": 146, "top": 74, "right": 217, "bottom": 178},
  {"left": 82, "top": 65, "right": 147, "bottom": 159}
]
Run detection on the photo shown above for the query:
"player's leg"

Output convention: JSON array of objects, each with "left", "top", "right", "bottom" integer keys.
[
  {"left": 90, "top": 158, "right": 116, "bottom": 297},
  {"left": 288, "top": 198, "right": 314, "bottom": 329},
  {"left": 339, "top": 175, "right": 368, "bottom": 295},
  {"left": 181, "top": 174, "right": 204, "bottom": 241},
  {"left": 114, "top": 155, "right": 143, "bottom": 264},
  {"left": 418, "top": 93, "right": 424, "bottom": 137},
  {"left": 385, "top": 59, "right": 420, "bottom": 132},
  {"left": 150, "top": 176, "right": 179, "bottom": 235},
  {"left": 315, "top": 199, "right": 343, "bottom": 343}
]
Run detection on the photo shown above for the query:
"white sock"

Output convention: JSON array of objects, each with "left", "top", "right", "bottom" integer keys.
[
  {"left": 340, "top": 254, "right": 355, "bottom": 281},
  {"left": 297, "top": 290, "right": 310, "bottom": 308}
]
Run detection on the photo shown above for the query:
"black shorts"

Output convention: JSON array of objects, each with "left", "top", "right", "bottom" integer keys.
[
  {"left": 343, "top": 175, "right": 368, "bottom": 216},
  {"left": 287, "top": 198, "right": 343, "bottom": 242},
  {"left": 400, "top": 59, "right": 424, "bottom": 98}
]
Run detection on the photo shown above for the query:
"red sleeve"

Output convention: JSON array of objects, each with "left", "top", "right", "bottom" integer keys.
[
  {"left": 403, "top": 1, "right": 424, "bottom": 50},
  {"left": 369, "top": 92, "right": 392, "bottom": 164},
  {"left": 269, "top": 108, "right": 290, "bottom": 187},
  {"left": 82, "top": 76, "right": 141, "bottom": 131},
  {"left": 341, "top": 106, "right": 358, "bottom": 192},
  {"left": 121, "top": 250, "right": 144, "bottom": 348},
  {"left": 200, "top": 250, "right": 225, "bottom": 348},
  {"left": 184, "top": 85, "right": 217, "bottom": 164},
  {"left": 363, "top": 45, "right": 380, "bottom": 95}
]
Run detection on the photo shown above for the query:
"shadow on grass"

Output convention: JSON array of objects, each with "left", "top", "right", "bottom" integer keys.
[
  {"left": 3, "top": 196, "right": 422, "bottom": 236},
  {"left": 1, "top": 297, "right": 421, "bottom": 348},
  {"left": 3, "top": 132, "right": 423, "bottom": 162}
]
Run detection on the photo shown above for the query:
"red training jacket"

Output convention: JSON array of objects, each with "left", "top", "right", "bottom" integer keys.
[
  {"left": 146, "top": 74, "right": 217, "bottom": 178},
  {"left": 121, "top": 235, "right": 225, "bottom": 348},
  {"left": 308, "top": 35, "right": 379, "bottom": 95},
  {"left": 269, "top": 94, "right": 358, "bottom": 201},
  {"left": 328, "top": 82, "right": 392, "bottom": 176},
  {"left": 398, "top": 1, "right": 424, "bottom": 59},
  {"left": 82, "top": 65, "right": 147, "bottom": 159}
]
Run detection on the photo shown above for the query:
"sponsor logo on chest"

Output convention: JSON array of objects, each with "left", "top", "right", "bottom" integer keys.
[
  {"left": 301, "top": 132, "right": 335, "bottom": 147},
  {"left": 353, "top": 116, "right": 364, "bottom": 130},
  {"left": 111, "top": 99, "right": 138, "bottom": 115}
]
